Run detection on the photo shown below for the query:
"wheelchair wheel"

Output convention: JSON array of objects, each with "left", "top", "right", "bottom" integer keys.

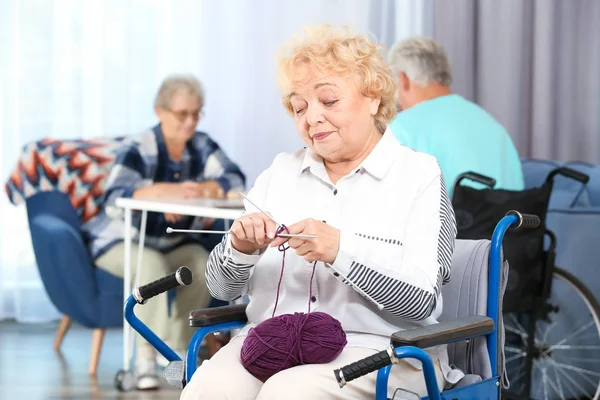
[
  {"left": 504, "top": 267, "right": 600, "bottom": 400},
  {"left": 114, "top": 369, "right": 135, "bottom": 392}
]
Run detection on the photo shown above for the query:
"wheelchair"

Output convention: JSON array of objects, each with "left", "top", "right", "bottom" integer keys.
[
  {"left": 116, "top": 211, "right": 537, "bottom": 399},
  {"left": 452, "top": 168, "right": 600, "bottom": 400}
]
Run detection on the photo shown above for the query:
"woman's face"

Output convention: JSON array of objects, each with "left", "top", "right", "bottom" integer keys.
[
  {"left": 288, "top": 67, "right": 380, "bottom": 163},
  {"left": 155, "top": 90, "right": 201, "bottom": 143}
]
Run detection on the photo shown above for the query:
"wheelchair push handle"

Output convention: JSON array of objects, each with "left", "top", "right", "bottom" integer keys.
[
  {"left": 454, "top": 172, "right": 497, "bottom": 189},
  {"left": 546, "top": 166, "right": 590, "bottom": 185},
  {"left": 134, "top": 266, "right": 193, "bottom": 304},
  {"left": 334, "top": 347, "right": 394, "bottom": 388},
  {"left": 505, "top": 210, "right": 541, "bottom": 230}
]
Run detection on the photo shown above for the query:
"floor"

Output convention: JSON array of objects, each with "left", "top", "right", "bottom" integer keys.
[{"left": 0, "top": 320, "right": 203, "bottom": 399}]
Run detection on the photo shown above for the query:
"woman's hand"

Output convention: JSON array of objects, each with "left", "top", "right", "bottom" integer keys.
[
  {"left": 190, "top": 181, "right": 225, "bottom": 199},
  {"left": 133, "top": 181, "right": 195, "bottom": 200},
  {"left": 270, "top": 218, "right": 340, "bottom": 264},
  {"left": 133, "top": 181, "right": 225, "bottom": 200},
  {"left": 230, "top": 212, "right": 279, "bottom": 255},
  {"left": 165, "top": 213, "right": 187, "bottom": 223},
  {"left": 134, "top": 181, "right": 226, "bottom": 222},
  {"left": 172, "top": 181, "right": 224, "bottom": 199}
]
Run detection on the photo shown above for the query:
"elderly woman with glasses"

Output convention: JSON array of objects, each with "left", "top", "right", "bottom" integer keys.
[
  {"left": 181, "top": 25, "right": 456, "bottom": 400},
  {"left": 82, "top": 74, "right": 245, "bottom": 390}
]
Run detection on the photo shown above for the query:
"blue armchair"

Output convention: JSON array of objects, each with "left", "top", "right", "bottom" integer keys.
[
  {"left": 26, "top": 190, "right": 123, "bottom": 375},
  {"left": 7, "top": 136, "right": 237, "bottom": 374},
  {"left": 25, "top": 189, "right": 232, "bottom": 374}
]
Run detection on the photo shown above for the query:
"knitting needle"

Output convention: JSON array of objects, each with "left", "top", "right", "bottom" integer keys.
[
  {"left": 166, "top": 227, "right": 317, "bottom": 239},
  {"left": 237, "top": 192, "right": 284, "bottom": 228}
]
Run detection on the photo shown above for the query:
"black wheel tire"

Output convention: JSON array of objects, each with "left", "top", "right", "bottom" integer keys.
[
  {"left": 553, "top": 267, "right": 600, "bottom": 317},
  {"left": 115, "top": 369, "right": 135, "bottom": 392},
  {"left": 538, "top": 267, "right": 600, "bottom": 400},
  {"left": 503, "top": 267, "right": 600, "bottom": 400}
]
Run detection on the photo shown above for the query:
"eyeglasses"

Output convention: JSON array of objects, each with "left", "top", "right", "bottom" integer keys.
[{"left": 164, "top": 108, "right": 204, "bottom": 122}]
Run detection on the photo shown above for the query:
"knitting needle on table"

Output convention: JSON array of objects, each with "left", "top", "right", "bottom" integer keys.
[{"left": 166, "top": 227, "right": 317, "bottom": 239}]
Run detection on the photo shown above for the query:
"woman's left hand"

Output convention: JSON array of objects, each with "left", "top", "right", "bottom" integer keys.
[
  {"left": 270, "top": 218, "right": 340, "bottom": 264},
  {"left": 192, "top": 181, "right": 225, "bottom": 198}
]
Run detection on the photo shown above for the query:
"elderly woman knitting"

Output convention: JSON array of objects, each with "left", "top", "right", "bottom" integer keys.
[
  {"left": 181, "top": 25, "right": 456, "bottom": 399},
  {"left": 83, "top": 74, "right": 245, "bottom": 390}
]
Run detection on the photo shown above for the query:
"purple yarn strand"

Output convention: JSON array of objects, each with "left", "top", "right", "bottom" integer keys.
[
  {"left": 271, "top": 250, "right": 286, "bottom": 318},
  {"left": 308, "top": 261, "right": 317, "bottom": 313},
  {"left": 271, "top": 224, "right": 290, "bottom": 317}
]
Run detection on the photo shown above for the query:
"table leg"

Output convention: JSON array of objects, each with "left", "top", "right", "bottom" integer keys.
[
  {"left": 123, "top": 207, "right": 132, "bottom": 372},
  {"left": 126, "top": 210, "right": 148, "bottom": 368},
  {"left": 135, "top": 211, "right": 147, "bottom": 287}
]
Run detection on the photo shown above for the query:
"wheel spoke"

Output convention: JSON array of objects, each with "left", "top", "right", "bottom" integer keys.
[
  {"left": 543, "top": 368, "right": 549, "bottom": 400},
  {"left": 545, "top": 359, "right": 600, "bottom": 378},
  {"left": 510, "top": 369, "right": 527, "bottom": 389},
  {"left": 540, "top": 363, "right": 567, "bottom": 400},
  {"left": 541, "top": 321, "right": 556, "bottom": 344},
  {"left": 543, "top": 355, "right": 590, "bottom": 399},
  {"left": 550, "top": 361, "right": 567, "bottom": 400},
  {"left": 505, "top": 345, "right": 524, "bottom": 354},
  {"left": 506, "top": 352, "right": 527, "bottom": 364},
  {"left": 545, "top": 321, "right": 596, "bottom": 354},
  {"left": 556, "top": 355, "right": 600, "bottom": 365},
  {"left": 549, "top": 345, "right": 600, "bottom": 351},
  {"left": 506, "top": 314, "right": 529, "bottom": 346},
  {"left": 505, "top": 324, "right": 528, "bottom": 340}
]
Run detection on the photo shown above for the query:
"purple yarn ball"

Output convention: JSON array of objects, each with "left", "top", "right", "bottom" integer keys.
[{"left": 240, "top": 311, "right": 347, "bottom": 381}]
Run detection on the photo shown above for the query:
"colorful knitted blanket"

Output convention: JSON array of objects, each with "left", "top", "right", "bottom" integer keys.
[{"left": 4, "top": 137, "right": 124, "bottom": 222}]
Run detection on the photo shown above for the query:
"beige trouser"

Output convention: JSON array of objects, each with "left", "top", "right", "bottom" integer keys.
[
  {"left": 96, "top": 242, "right": 212, "bottom": 361},
  {"left": 180, "top": 336, "right": 446, "bottom": 400}
]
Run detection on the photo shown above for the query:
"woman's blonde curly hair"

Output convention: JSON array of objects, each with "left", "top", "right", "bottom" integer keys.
[{"left": 277, "top": 24, "right": 397, "bottom": 133}]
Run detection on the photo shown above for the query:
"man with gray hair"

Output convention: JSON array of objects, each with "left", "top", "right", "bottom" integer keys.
[{"left": 388, "top": 36, "right": 524, "bottom": 196}]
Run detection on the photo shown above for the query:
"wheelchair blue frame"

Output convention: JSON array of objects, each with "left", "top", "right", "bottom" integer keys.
[
  {"left": 371, "top": 213, "right": 515, "bottom": 399},
  {"left": 123, "top": 213, "right": 518, "bottom": 399},
  {"left": 123, "top": 297, "right": 246, "bottom": 380}
]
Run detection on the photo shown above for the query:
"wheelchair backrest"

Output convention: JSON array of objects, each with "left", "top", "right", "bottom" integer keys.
[
  {"left": 441, "top": 239, "right": 509, "bottom": 386},
  {"left": 522, "top": 158, "right": 600, "bottom": 206},
  {"left": 452, "top": 184, "right": 551, "bottom": 314}
]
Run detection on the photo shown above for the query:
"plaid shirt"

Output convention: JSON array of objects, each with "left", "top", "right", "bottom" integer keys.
[{"left": 82, "top": 124, "right": 246, "bottom": 260}]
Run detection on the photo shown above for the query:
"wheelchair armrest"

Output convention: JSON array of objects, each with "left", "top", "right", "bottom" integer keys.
[
  {"left": 391, "top": 315, "right": 494, "bottom": 349},
  {"left": 189, "top": 304, "right": 248, "bottom": 327}
]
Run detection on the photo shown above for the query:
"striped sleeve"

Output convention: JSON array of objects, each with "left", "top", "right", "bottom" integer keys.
[
  {"left": 205, "top": 231, "right": 262, "bottom": 301},
  {"left": 330, "top": 168, "right": 456, "bottom": 321},
  {"left": 205, "top": 157, "right": 274, "bottom": 301}
]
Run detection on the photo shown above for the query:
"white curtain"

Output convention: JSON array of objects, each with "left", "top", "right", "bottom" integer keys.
[{"left": 0, "top": 0, "right": 431, "bottom": 323}]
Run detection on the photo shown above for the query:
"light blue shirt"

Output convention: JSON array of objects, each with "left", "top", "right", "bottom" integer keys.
[{"left": 390, "top": 94, "right": 524, "bottom": 197}]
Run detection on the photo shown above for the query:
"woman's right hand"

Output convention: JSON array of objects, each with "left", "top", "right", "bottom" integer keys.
[
  {"left": 133, "top": 181, "right": 199, "bottom": 200},
  {"left": 230, "top": 212, "right": 279, "bottom": 255}
]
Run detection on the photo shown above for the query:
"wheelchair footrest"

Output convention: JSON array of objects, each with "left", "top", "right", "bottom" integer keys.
[
  {"left": 392, "top": 388, "right": 421, "bottom": 400},
  {"left": 163, "top": 360, "right": 185, "bottom": 389}
]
